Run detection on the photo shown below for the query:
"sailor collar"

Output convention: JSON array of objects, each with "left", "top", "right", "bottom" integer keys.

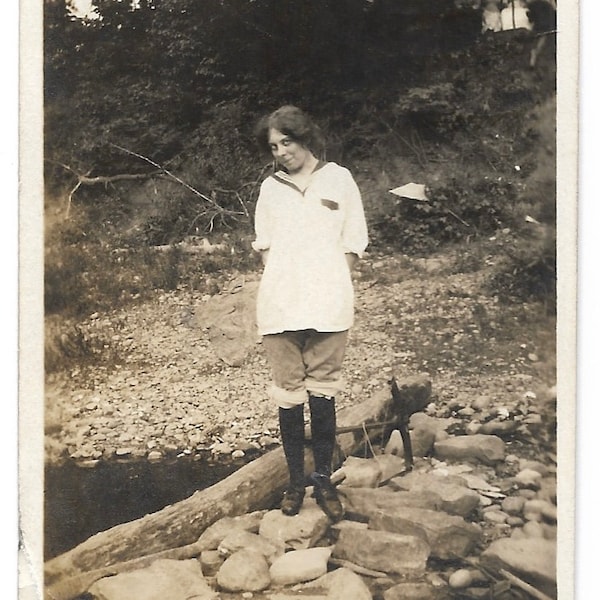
[{"left": 271, "top": 160, "right": 328, "bottom": 194}]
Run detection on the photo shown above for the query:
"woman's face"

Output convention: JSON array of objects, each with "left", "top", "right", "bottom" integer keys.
[{"left": 268, "top": 128, "right": 312, "bottom": 174}]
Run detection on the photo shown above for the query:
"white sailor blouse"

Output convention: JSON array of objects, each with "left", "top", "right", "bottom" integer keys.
[{"left": 252, "top": 161, "right": 369, "bottom": 336}]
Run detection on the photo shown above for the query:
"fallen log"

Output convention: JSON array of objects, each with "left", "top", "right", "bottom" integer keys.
[{"left": 44, "top": 373, "right": 431, "bottom": 590}]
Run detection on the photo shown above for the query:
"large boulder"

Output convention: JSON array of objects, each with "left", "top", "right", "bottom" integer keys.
[
  {"left": 196, "top": 511, "right": 266, "bottom": 550},
  {"left": 217, "top": 529, "right": 285, "bottom": 564},
  {"left": 194, "top": 281, "right": 259, "bottom": 366},
  {"left": 433, "top": 434, "right": 505, "bottom": 465},
  {"left": 388, "top": 473, "right": 480, "bottom": 517},
  {"left": 269, "top": 547, "right": 333, "bottom": 586},
  {"left": 334, "top": 456, "right": 383, "bottom": 488},
  {"left": 259, "top": 500, "right": 330, "bottom": 550},
  {"left": 341, "top": 487, "right": 442, "bottom": 521},
  {"left": 333, "top": 529, "right": 430, "bottom": 576},
  {"left": 88, "top": 559, "right": 217, "bottom": 600},
  {"left": 303, "top": 567, "right": 373, "bottom": 600},
  {"left": 216, "top": 548, "right": 271, "bottom": 593},
  {"left": 369, "top": 507, "right": 482, "bottom": 559},
  {"left": 480, "top": 537, "right": 557, "bottom": 599}
]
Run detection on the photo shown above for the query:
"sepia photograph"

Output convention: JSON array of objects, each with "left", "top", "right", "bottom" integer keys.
[{"left": 18, "top": 0, "right": 580, "bottom": 598}]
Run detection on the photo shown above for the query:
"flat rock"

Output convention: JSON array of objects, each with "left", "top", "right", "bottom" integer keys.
[
  {"left": 333, "top": 528, "right": 430, "bottom": 576},
  {"left": 434, "top": 434, "right": 505, "bottom": 465},
  {"left": 259, "top": 500, "right": 330, "bottom": 550},
  {"left": 341, "top": 487, "right": 442, "bottom": 520},
  {"left": 216, "top": 548, "right": 271, "bottom": 592},
  {"left": 479, "top": 420, "right": 518, "bottom": 436},
  {"left": 480, "top": 537, "right": 557, "bottom": 599},
  {"left": 335, "top": 456, "right": 383, "bottom": 488},
  {"left": 383, "top": 582, "right": 449, "bottom": 600},
  {"left": 88, "top": 559, "right": 217, "bottom": 600},
  {"left": 269, "top": 547, "right": 332, "bottom": 586},
  {"left": 369, "top": 507, "right": 482, "bottom": 559},
  {"left": 303, "top": 567, "right": 372, "bottom": 600},
  {"left": 388, "top": 473, "right": 480, "bottom": 517},
  {"left": 218, "top": 530, "right": 284, "bottom": 564},
  {"left": 266, "top": 595, "right": 327, "bottom": 600},
  {"left": 197, "top": 511, "right": 266, "bottom": 550},
  {"left": 376, "top": 453, "right": 410, "bottom": 482}
]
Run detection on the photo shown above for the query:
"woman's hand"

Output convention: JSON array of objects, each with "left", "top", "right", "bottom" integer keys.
[{"left": 345, "top": 252, "right": 358, "bottom": 270}]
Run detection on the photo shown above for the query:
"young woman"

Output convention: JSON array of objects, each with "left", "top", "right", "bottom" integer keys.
[{"left": 252, "top": 106, "right": 368, "bottom": 520}]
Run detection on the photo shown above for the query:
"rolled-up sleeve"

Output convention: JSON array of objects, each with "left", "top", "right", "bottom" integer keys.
[
  {"left": 252, "top": 180, "right": 272, "bottom": 252},
  {"left": 341, "top": 172, "right": 369, "bottom": 257}
]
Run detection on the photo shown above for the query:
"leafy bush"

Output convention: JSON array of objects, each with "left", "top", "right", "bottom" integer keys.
[{"left": 486, "top": 224, "right": 556, "bottom": 311}]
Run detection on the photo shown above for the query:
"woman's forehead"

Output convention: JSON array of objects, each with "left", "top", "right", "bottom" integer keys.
[{"left": 268, "top": 128, "right": 289, "bottom": 144}]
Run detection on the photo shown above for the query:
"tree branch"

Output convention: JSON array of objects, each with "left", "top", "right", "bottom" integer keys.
[{"left": 110, "top": 143, "right": 223, "bottom": 211}]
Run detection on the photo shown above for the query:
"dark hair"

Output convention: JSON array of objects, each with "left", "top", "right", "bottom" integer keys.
[{"left": 254, "top": 105, "right": 325, "bottom": 155}]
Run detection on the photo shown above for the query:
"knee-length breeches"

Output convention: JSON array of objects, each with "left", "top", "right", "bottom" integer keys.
[{"left": 262, "top": 329, "right": 348, "bottom": 408}]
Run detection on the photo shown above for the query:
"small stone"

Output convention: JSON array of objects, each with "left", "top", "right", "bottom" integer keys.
[
  {"left": 147, "top": 450, "right": 163, "bottom": 462},
  {"left": 231, "top": 449, "right": 246, "bottom": 459},
  {"left": 449, "top": 568, "right": 473, "bottom": 588},
  {"left": 542, "top": 524, "right": 557, "bottom": 541},
  {"left": 351, "top": 383, "right": 364, "bottom": 396},
  {"left": 523, "top": 520, "right": 545, "bottom": 538},
  {"left": 507, "top": 516, "right": 525, "bottom": 527},
  {"left": 518, "top": 489, "right": 538, "bottom": 500},
  {"left": 528, "top": 353, "right": 539, "bottom": 362},
  {"left": 519, "top": 460, "right": 549, "bottom": 476},
  {"left": 483, "top": 510, "right": 509, "bottom": 524},
  {"left": 115, "top": 447, "right": 132, "bottom": 457},
  {"left": 465, "top": 421, "right": 482, "bottom": 435},
  {"left": 479, "top": 420, "right": 518, "bottom": 436},
  {"left": 200, "top": 550, "right": 224, "bottom": 577},
  {"left": 514, "top": 469, "right": 543, "bottom": 489},
  {"left": 211, "top": 442, "right": 232, "bottom": 455},
  {"left": 501, "top": 496, "right": 526, "bottom": 515},
  {"left": 472, "top": 396, "right": 493, "bottom": 411},
  {"left": 384, "top": 429, "right": 404, "bottom": 455}
]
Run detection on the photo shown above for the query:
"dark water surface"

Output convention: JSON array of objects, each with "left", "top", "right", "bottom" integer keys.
[{"left": 44, "top": 455, "right": 254, "bottom": 560}]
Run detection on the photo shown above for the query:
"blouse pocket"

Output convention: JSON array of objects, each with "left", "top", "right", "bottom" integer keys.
[{"left": 320, "top": 198, "right": 339, "bottom": 211}]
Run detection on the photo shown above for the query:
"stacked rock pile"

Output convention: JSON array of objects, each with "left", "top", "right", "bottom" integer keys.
[{"left": 84, "top": 422, "right": 557, "bottom": 600}]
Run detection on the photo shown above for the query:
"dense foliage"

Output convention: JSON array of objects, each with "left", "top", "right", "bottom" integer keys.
[{"left": 44, "top": 0, "right": 557, "bottom": 318}]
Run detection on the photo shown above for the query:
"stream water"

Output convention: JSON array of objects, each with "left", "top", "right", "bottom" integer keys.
[{"left": 44, "top": 454, "right": 256, "bottom": 560}]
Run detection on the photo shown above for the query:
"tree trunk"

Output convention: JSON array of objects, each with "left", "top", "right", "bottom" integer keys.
[{"left": 44, "top": 374, "right": 431, "bottom": 587}]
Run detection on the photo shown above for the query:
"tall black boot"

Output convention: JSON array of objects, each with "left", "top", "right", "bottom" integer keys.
[
  {"left": 308, "top": 395, "right": 336, "bottom": 476},
  {"left": 309, "top": 395, "right": 343, "bottom": 522},
  {"left": 278, "top": 405, "right": 305, "bottom": 515}
]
